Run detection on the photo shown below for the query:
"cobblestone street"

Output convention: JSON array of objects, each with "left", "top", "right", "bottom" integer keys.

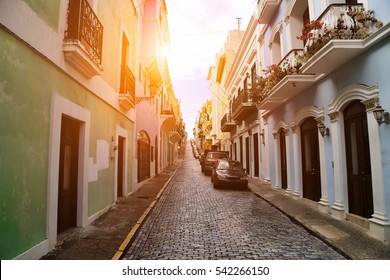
[{"left": 123, "top": 143, "right": 345, "bottom": 260}]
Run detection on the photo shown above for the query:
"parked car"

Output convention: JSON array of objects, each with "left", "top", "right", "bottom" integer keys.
[
  {"left": 203, "top": 151, "right": 229, "bottom": 175},
  {"left": 199, "top": 149, "right": 211, "bottom": 172},
  {"left": 193, "top": 150, "right": 200, "bottom": 159},
  {"left": 211, "top": 159, "right": 248, "bottom": 189}
]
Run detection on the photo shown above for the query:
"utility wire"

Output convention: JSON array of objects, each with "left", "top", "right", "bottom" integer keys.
[
  {"left": 136, "top": 0, "right": 146, "bottom": 9},
  {"left": 208, "top": 86, "right": 229, "bottom": 109}
]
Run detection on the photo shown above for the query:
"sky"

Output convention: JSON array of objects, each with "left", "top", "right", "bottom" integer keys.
[{"left": 165, "top": 0, "right": 256, "bottom": 137}]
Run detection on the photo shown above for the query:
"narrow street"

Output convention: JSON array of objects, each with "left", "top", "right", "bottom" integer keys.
[{"left": 123, "top": 142, "right": 345, "bottom": 260}]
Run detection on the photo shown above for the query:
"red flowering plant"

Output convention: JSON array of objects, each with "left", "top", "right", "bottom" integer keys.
[
  {"left": 296, "top": 20, "right": 324, "bottom": 42},
  {"left": 296, "top": 6, "right": 383, "bottom": 63},
  {"left": 249, "top": 64, "right": 291, "bottom": 103},
  {"left": 262, "top": 64, "right": 288, "bottom": 93},
  {"left": 248, "top": 74, "right": 267, "bottom": 103}
]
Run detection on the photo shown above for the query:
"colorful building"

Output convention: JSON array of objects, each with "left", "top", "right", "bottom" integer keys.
[
  {"left": 208, "top": 30, "right": 244, "bottom": 152},
  {"left": 0, "top": 0, "right": 183, "bottom": 259}
]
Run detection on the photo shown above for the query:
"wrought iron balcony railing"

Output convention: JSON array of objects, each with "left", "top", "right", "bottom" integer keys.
[
  {"left": 232, "top": 90, "right": 248, "bottom": 114},
  {"left": 161, "top": 107, "right": 173, "bottom": 116},
  {"left": 119, "top": 65, "right": 136, "bottom": 102},
  {"left": 231, "top": 89, "right": 256, "bottom": 121},
  {"left": 318, "top": 3, "right": 363, "bottom": 30},
  {"left": 221, "top": 113, "right": 236, "bottom": 132},
  {"left": 278, "top": 49, "right": 304, "bottom": 72},
  {"left": 65, "top": 0, "right": 103, "bottom": 65}
]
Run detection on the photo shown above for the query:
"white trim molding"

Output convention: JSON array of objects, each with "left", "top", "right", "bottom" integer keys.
[
  {"left": 47, "top": 93, "right": 91, "bottom": 251},
  {"left": 291, "top": 106, "right": 330, "bottom": 212},
  {"left": 272, "top": 120, "right": 289, "bottom": 190}
]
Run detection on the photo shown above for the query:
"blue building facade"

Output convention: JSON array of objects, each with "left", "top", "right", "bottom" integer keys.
[{"left": 255, "top": 0, "right": 390, "bottom": 241}]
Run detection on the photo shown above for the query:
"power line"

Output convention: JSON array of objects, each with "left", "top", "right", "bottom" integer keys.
[
  {"left": 135, "top": 0, "right": 146, "bottom": 9},
  {"left": 208, "top": 86, "right": 229, "bottom": 109}
]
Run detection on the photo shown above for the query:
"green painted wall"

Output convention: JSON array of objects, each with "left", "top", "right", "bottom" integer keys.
[
  {"left": 0, "top": 27, "right": 134, "bottom": 259},
  {"left": 23, "top": 0, "right": 60, "bottom": 31}
]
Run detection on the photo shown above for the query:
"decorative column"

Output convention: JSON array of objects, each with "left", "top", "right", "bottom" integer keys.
[
  {"left": 328, "top": 111, "right": 347, "bottom": 220},
  {"left": 363, "top": 99, "right": 390, "bottom": 242},
  {"left": 284, "top": 128, "right": 293, "bottom": 194},
  {"left": 316, "top": 117, "right": 330, "bottom": 213},
  {"left": 291, "top": 125, "right": 302, "bottom": 197}
]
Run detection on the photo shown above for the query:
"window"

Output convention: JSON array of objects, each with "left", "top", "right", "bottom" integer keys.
[
  {"left": 251, "top": 63, "right": 256, "bottom": 86},
  {"left": 121, "top": 34, "right": 129, "bottom": 67}
]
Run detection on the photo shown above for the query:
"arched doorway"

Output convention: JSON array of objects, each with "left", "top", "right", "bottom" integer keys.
[
  {"left": 137, "top": 130, "right": 150, "bottom": 182},
  {"left": 301, "top": 118, "right": 321, "bottom": 201},
  {"left": 344, "top": 101, "right": 373, "bottom": 218}
]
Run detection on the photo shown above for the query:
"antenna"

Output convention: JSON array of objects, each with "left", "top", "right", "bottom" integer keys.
[{"left": 236, "top": 17, "right": 242, "bottom": 31}]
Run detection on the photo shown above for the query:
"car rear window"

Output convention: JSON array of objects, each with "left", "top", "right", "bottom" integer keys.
[
  {"left": 207, "top": 152, "right": 228, "bottom": 159},
  {"left": 218, "top": 161, "right": 242, "bottom": 170}
]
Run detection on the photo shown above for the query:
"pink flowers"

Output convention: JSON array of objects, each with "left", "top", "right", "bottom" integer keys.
[{"left": 296, "top": 20, "right": 324, "bottom": 41}]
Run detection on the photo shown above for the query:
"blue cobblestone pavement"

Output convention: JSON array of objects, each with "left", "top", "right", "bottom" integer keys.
[{"left": 123, "top": 145, "right": 345, "bottom": 260}]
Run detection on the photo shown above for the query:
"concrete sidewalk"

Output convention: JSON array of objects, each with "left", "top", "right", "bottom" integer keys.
[
  {"left": 248, "top": 179, "right": 390, "bottom": 259},
  {"left": 41, "top": 147, "right": 185, "bottom": 260}
]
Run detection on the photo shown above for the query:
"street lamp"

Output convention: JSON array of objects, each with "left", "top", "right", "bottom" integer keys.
[
  {"left": 135, "top": 83, "right": 161, "bottom": 104},
  {"left": 318, "top": 122, "right": 329, "bottom": 137},
  {"left": 373, "top": 105, "right": 389, "bottom": 125}
]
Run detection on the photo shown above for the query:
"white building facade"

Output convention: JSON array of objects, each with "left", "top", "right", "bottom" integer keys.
[
  {"left": 255, "top": 0, "right": 390, "bottom": 242},
  {"left": 215, "top": 0, "right": 390, "bottom": 242}
]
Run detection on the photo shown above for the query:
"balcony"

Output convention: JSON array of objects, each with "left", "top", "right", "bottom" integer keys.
[
  {"left": 231, "top": 90, "right": 256, "bottom": 122},
  {"left": 278, "top": 49, "right": 304, "bottom": 71},
  {"left": 161, "top": 108, "right": 173, "bottom": 116},
  {"left": 63, "top": 0, "right": 103, "bottom": 78},
  {"left": 220, "top": 113, "right": 236, "bottom": 132},
  {"left": 161, "top": 104, "right": 174, "bottom": 118},
  {"left": 299, "top": 4, "right": 389, "bottom": 75},
  {"left": 259, "top": 2, "right": 390, "bottom": 112},
  {"left": 118, "top": 65, "right": 136, "bottom": 111},
  {"left": 301, "top": 24, "right": 390, "bottom": 75},
  {"left": 257, "top": 0, "right": 281, "bottom": 24},
  {"left": 258, "top": 74, "right": 324, "bottom": 111},
  {"left": 258, "top": 49, "right": 323, "bottom": 111}
]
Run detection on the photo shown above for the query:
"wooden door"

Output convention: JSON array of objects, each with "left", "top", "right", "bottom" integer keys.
[
  {"left": 58, "top": 116, "right": 79, "bottom": 233},
  {"left": 117, "top": 136, "right": 125, "bottom": 197},
  {"left": 253, "top": 133, "right": 259, "bottom": 177},
  {"left": 137, "top": 131, "right": 150, "bottom": 182},
  {"left": 245, "top": 136, "right": 250, "bottom": 175},
  {"left": 155, "top": 136, "right": 158, "bottom": 175},
  {"left": 344, "top": 101, "right": 373, "bottom": 218},
  {"left": 239, "top": 136, "right": 243, "bottom": 165},
  {"left": 301, "top": 118, "right": 321, "bottom": 201}
]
